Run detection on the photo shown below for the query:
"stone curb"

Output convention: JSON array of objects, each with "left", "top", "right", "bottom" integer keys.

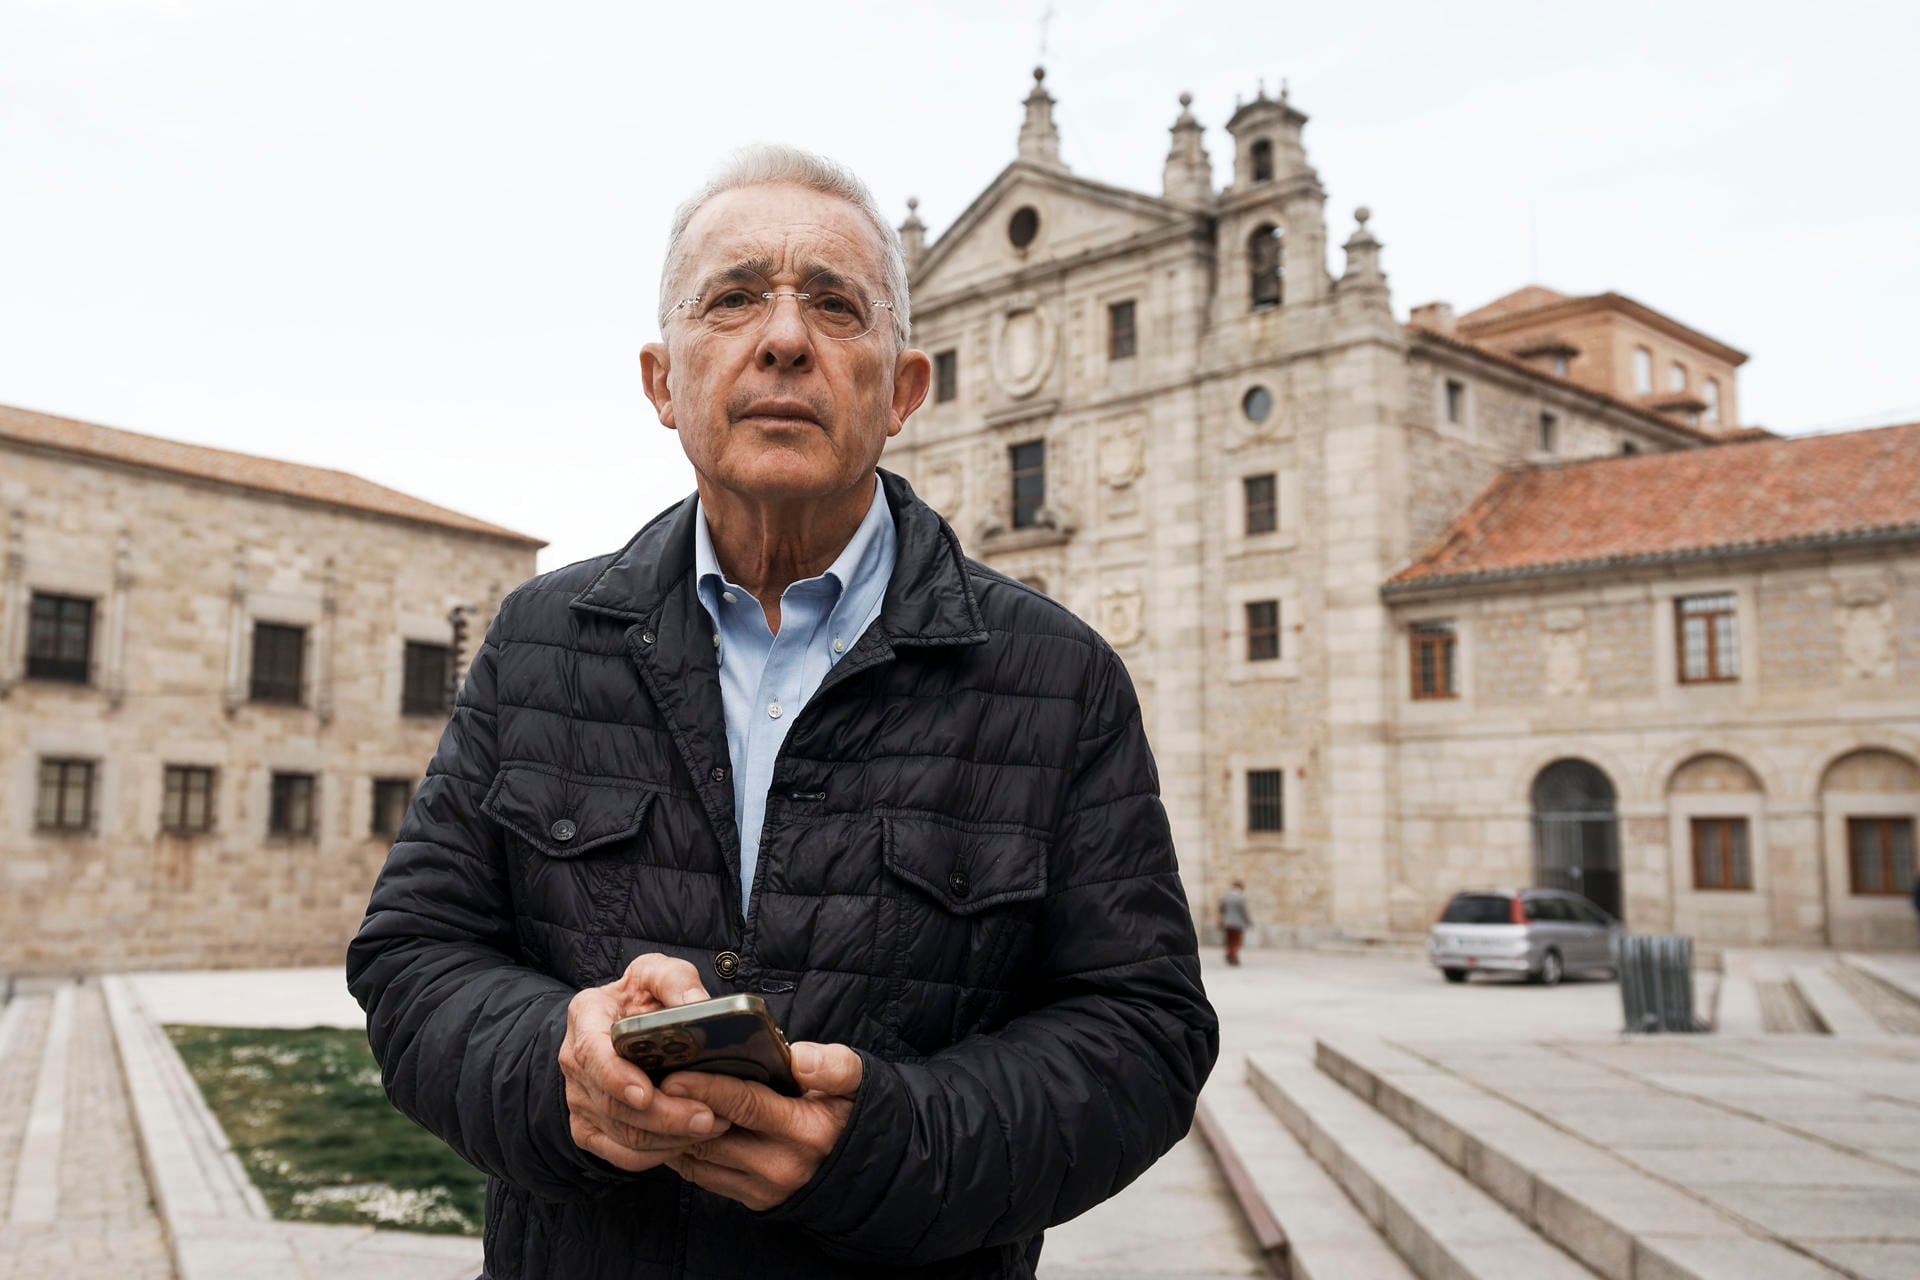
[{"left": 1313, "top": 1037, "right": 1847, "bottom": 1280}]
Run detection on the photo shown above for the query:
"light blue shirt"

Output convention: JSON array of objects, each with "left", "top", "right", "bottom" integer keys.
[{"left": 694, "top": 480, "right": 896, "bottom": 918}]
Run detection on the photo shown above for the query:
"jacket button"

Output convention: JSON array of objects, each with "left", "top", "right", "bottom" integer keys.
[
  {"left": 713, "top": 951, "right": 741, "bottom": 980},
  {"left": 549, "top": 818, "right": 577, "bottom": 843},
  {"left": 947, "top": 871, "right": 970, "bottom": 898},
  {"left": 711, "top": 767, "right": 728, "bottom": 783}
]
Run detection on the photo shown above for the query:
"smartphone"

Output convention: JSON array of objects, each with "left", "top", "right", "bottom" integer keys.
[{"left": 611, "top": 993, "right": 802, "bottom": 1097}]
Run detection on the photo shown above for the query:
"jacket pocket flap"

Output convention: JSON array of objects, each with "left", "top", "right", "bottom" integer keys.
[
  {"left": 481, "top": 764, "right": 656, "bottom": 859},
  {"left": 880, "top": 810, "right": 1048, "bottom": 915}
]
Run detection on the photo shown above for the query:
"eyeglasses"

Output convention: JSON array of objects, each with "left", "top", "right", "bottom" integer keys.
[{"left": 668, "top": 269, "right": 894, "bottom": 342}]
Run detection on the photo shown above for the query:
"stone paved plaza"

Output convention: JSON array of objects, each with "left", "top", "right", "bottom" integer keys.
[{"left": 2, "top": 948, "right": 1917, "bottom": 1279}]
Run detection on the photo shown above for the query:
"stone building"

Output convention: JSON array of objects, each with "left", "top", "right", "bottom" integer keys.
[
  {"left": 883, "top": 69, "right": 1919, "bottom": 947},
  {"left": 0, "top": 403, "right": 541, "bottom": 973}
]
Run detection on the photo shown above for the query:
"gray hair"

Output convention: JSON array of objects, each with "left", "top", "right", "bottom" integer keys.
[{"left": 657, "top": 143, "right": 913, "bottom": 346}]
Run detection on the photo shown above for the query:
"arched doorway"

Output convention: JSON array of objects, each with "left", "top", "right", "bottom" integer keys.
[{"left": 1531, "top": 759, "right": 1623, "bottom": 920}]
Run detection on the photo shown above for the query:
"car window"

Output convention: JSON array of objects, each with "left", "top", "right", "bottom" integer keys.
[
  {"left": 1441, "top": 895, "right": 1512, "bottom": 924},
  {"left": 1568, "top": 898, "right": 1611, "bottom": 926},
  {"left": 1523, "top": 896, "right": 1568, "bottom": 922}
]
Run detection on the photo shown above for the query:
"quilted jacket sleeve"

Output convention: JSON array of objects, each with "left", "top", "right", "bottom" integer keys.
[
  {"left": 761, "top": 643, "right": 1220, "bottom": 1265},
  {"left": 345, "top": 610, "right": 620, "bottom": 1202}
]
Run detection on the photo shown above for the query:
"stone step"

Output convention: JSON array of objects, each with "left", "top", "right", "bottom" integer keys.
[
  {"left": 8, "top": 985, "right": 72, "bottom": 1224},
  {"left": 1314, "top": 1038, "right": 1850, "bottom": 1280},
  {"left": 1199, "top": 1070, "right": 1418, "bottom": 1280},
  {"left": 1786, "top": 965, "right": 1887, "bottom": 1039},
  {"left": 1836, "top": 954, "right": 1920, "bottom": 1029},
  {"left": 1248, "top": 1050, "right": 1601, "bottom": 1280},
  {"left": 1711, "top": 974, "right": 1765, "bottom": 1035}
]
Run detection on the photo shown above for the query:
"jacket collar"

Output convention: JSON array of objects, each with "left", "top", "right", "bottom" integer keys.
[{"left": 570, "top": 468, "right": 990, "bottom": 648}]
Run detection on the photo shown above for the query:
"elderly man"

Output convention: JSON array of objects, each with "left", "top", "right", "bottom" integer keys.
[{"left": 348, "top": 144, "right": 1218, "bottom": 1279}]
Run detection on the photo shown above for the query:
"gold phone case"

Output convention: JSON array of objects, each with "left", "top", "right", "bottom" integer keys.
[{"left": 611, "top": 993, "right": 801, "bottom": 1097}]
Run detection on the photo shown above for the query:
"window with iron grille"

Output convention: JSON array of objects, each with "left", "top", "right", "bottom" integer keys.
[
  {"left": 402, "top": 641, "right": 452, "bottom": 716},
  {"left": 1245, "top": 600, "right": 1280, "bottom": 662},
  {"left": 162, "top": 766, "right": 216, "bottom": 834},
  {"left": 1411, "top": 621, "right": 1457, "bottom": 700},
  {"left": 934, "top": 349, "right": 957, "bottom": 403},
  {"left": 1848, "top": 817, "right": 1915, "bottom": 896},
  {"left": 1010, "top": 441, "right": 1045, "bottom": 529},
  {"left": 1690, "top": 817, "right": 1752, "bottom": 890},
  {"left": 36, "top": 758, "right": 95, "bottom": 832},
  {"left": 269, "top": 772, "right": 317, "bottom": 838},
  {"left": 1108, "top": 301, "right": 1136, "bottom": 360},
  {"left": 1444, "top": 379, "right": 1465, "bottom": 425},
  {"left": 1247, "top": 770, "right": 1285, "bottom": 833},
  {"left": 27, "top": 593, "right": 93, "bottom": 683},
  {"left": 250, "top": 622, "right": 306, "bottom": 704},
  {"left": 372, "top": 778, "right": 414, "bottom": 838},
  {"left": 1243, "top": 473, "right": 1277, "bottom": 535},
  {"left": 1676, "top": 594, "right": 1738, "bottom": 683}
]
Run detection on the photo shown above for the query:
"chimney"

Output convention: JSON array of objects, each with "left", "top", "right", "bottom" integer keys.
[{"left": 1409, "top": 300, "right": 1455, "bottom": 334}]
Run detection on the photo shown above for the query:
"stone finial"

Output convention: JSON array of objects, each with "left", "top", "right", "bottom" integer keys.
[
  {"left": 1339, "top": 205, "right": 1390, "bottom": 304},
  {"left": 1163, "top": 90, "right": 1212, "bottom": 204},
  {"left": 899, "top": 196, "right": 927, "bottom": 272},
  {"left": 1018, "top": 65, "right": 1066, "bottom": 168}
]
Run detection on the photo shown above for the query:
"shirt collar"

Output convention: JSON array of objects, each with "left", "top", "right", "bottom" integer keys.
[{"left": 694, "top": 477, "right": 894, "bottom": 616}]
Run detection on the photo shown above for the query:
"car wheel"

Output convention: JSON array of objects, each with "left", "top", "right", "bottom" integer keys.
[
  {"left": 1536, "top": 949, "right": 1564, "bottom": 987},
  {"left": 1442, "top": 969, "right": 1469, "bottom": 984}
]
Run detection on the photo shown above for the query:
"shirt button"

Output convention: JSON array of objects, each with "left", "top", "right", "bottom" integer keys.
[
  {"left": 947, "top": 870, "right": 970, "bottom": 898},
  {"left": 767, "top": 702, "right": 782, "bottom": 719},
  {"left": 549, "top": 818, "right": 577, "bottom": 843},
  {"left": 712, "top": 634, "right": 721, "bottom": 648},
  {"left": 722, "top": 591, "right": 737, "bottom": 603},
  {"left": 713, "top": 951, "right": 741, "bottom": 980},
  {"left": 832, "top": 637, "right": 846, "bottom": 653}
]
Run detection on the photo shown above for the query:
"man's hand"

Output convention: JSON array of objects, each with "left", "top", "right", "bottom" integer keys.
[
  {"left": 661, "top": 1042, "right": 863, "bottom": 1211},
  {"left": 558, "top": 953, "right": 732, "bottom": 1172}
]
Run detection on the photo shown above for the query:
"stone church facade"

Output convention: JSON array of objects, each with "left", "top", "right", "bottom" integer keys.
[
  {"left": 0, "top": 404, "right": 541, "bottom": 973},
  {"left": 882, "top": 70, "right": 1920, "bottom": 949}
]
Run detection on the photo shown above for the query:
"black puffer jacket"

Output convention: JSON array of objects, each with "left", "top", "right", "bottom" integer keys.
[{"left": 347, "top": 470, "right": 1218, "bottom": 1279}]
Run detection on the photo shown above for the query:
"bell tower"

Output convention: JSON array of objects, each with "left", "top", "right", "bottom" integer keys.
[{"left": 1218, "top": 80, "right": 1329, "bottom": 316}]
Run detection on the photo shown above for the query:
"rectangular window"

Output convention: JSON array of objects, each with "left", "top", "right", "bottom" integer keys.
[
  {"left": 1633, "top": 346, "right": 1652, "bottom": 394},
  {"left": 1245, "top": 600, "right": 1280, "bottom": 662},
  {"left": 1704, "top": 377, "right": 1721, "bottom": 425},
  {"left": 1247, "top": 769, "right": 1285, "bottom": 833},
  {"left": 1691, "top": 817, "right": 1752, "bottom": 890},
  {"left": 162, "top": 766, "right": 216, "bottom": 834},
  {"left": 1410, "top": 621, "right": 1458, "bottom": 700},
  {"left": 1010, "top": 440, "right": 1046, "bottom": 530},
  {"left": 1243, "top": 473, "right": 1278, "bottom": 535},
  {"left": 1444, "top": 379, "right": 1465, "bottom": 425},
  {"left": 1848, "top": 817, "right": 1916, "bottom": 895},
  {"left": 36, "top": 758, "right": 95, "bottom": 832},
  {"left": 1669, "top": 360, "right": 1687, "bottom": 392},
  {"left": 1538, "top": 412, "right": 1558, "bottom": 454},
  {"left": 249, "top": 622, "right": 306, "bottom": 704},
  {"left": 371, "top": 778, "right": 414, "bottom": 838},
  {"left": 269, "top": 772, "right": 317, "bottom": 838},
  {"left": 1676, "top": 594, "right": 1738, "bottom": 683},
  {"left": 26, "top": 593, "right": 94, "bottom": 683},
  {"left": 934, "top": 349, "right": 957, "bottom": 403},
  {"left": 1108, "top": 300, "right": 1136, "bottom": 360},
  {"left": 402, "top": 641, "right": 452, "bottom": 716}
]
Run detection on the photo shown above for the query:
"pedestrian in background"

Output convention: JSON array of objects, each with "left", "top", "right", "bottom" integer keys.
[{"left": 1220, "top": 880, "right": 1251, "bottom": 966}]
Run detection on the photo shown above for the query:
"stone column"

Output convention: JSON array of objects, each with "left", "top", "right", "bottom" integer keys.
[
  {"left": 105, "top": 528, "right": 132, "bottom": 709},
  {"left": 316, "top": 557, "right": 337, "bottom": 726},
  {"left": 223, "top": 545, "right": 248, "bottom": 715}
]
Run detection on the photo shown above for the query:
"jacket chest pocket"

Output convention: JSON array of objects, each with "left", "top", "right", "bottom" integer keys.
[
  {"left": 481, "top": 764, "right": 659, "bottom": 980},
  {"left": 876, "top": 809, "right": 1049, "bottom": 1049}
]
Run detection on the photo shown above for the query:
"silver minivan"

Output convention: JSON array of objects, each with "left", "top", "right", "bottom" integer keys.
[{"left": 1428, "top": 889, "right": 1622, "bottom": 985}]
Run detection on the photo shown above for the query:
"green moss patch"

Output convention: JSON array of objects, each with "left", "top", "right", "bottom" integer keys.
[{"left": 165, "top": 1024, "right": 484, "bottom": 1235}]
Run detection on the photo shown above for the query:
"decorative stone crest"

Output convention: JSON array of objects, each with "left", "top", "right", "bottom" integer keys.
[
  {"left": 1840, "top": 597, "right": 1895, "bottom": 683},
  {"left": 991, "top": 292, "right": 1057, "bottom": 400},
  {"left": 1098, "top": 420, "right": 1145, "bottom": 489},
  {"left": 1100, "top": 583, "right": 1146, "bottom": 649},
  {"left": 920, "top": 459, "right": 963, "bottom": 517}
]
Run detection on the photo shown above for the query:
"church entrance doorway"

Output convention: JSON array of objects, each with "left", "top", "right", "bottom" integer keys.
[{"left": 1531, "top": 759, "right": 1623, "bottom": 922}]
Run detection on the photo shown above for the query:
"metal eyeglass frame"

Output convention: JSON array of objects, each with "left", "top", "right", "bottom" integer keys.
[{"left": 667, "top": 280, "right": 895, "bottom": 342}]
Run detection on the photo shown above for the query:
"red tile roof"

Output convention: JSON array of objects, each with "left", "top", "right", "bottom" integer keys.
[
  {"left": 1387, "top": 422, "right": 1920, "bottom": 590},
  {"left": 0, "top": 402, "right": 544, "bottom": 547}
]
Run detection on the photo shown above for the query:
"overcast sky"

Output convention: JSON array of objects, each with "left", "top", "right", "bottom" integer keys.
[{"left": 5, "top": 0, "right": 1915, "bottom": 573}]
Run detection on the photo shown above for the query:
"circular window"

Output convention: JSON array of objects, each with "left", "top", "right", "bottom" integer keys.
[
  {"left": 1242, "top": 386, "right": 1274, "bottom": 423},
  {"left": 1008, "top": 206, "right": 1040, "bottom": 249}
]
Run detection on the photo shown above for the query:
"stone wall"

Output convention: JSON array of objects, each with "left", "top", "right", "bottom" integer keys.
[{"left": 0, "top": 444, "right": 538, "bottom": 973}]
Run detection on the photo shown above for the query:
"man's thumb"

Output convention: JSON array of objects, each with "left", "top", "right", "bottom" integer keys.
[{"left": 790, "top": 1042, "right": 862, "bottom": 1097}]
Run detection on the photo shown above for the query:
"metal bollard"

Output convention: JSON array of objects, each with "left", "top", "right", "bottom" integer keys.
[{"left": 1614, "top": 934, "right": 1705, "bottom": 1033}]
